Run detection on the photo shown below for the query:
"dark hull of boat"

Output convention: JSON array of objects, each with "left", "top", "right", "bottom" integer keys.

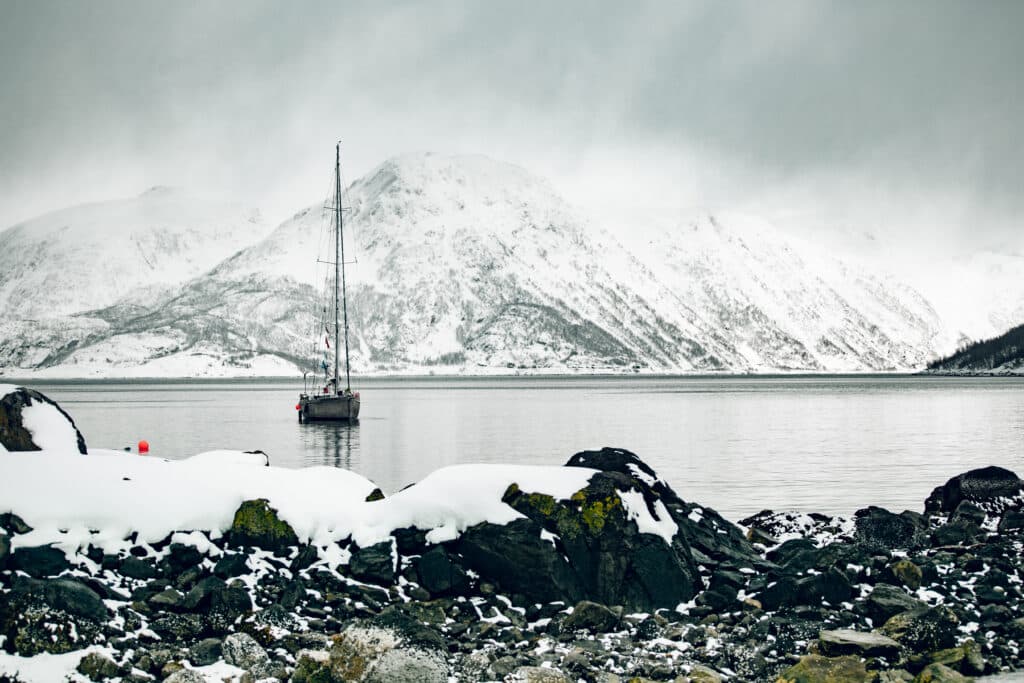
[{"left": 299, "top": 394, "right": 360, "bottom": 422}]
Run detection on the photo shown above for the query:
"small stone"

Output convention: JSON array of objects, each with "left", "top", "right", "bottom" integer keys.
[
  {"left": 687, "top": 664, "right": 723, "bottom": 682},
  {"left": 865, "top": 584, "right": 925, "bottom": 623},
  {"left": 889, "top": 559, "right": 923, "bottom": 590},
  {"left": 349, "top": 540, "right": 397, "bottom": 585},
  {"left": 163, "top": 669, "right": 206, "bottom": 683},
  {"left": 188, "top": 637, "right": 222, "bottom": 666},
  {"left": 512, "top": 666, "right": 573, "bottom": 682}
]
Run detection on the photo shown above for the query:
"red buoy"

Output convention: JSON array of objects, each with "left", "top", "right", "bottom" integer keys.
[
  {"left": 295, "top": 403, "right": 301, "bottom": 410},
  {"left": 138, "top": 440, "right": 149, "bottom": 454}
]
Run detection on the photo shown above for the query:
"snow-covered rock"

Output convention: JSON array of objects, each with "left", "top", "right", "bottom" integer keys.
[{"left": 0, "top": 385, "right": 86, "bottom": 454}]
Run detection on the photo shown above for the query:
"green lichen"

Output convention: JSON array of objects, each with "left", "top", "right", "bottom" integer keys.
[
  {"left": 570, "top": 490, "right": 622, "bottom": 536},
  {"left": 229, "top": 499, "right": 298, "bottom": 549}
]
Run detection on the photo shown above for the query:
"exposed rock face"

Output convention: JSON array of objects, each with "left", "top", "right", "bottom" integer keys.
[
  {"left": 924, "top": 465, "right": 1023, "bottom": 514},
  {"left": 0, "top": 386, "right": 87, "bottom": 453},
  {"left": 853, "top": 506, "right": 928, "bottom": 551},
  {"left": 0, "top": 577, "right": 108, "bottom": 655}
]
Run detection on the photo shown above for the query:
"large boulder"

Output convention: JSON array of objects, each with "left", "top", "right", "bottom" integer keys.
[
  {"left": 777, "top": 654, "right": 871, "bottom": 682},
  {"left": 924, "top": 466, "right": 1023, "bottom": 514},
  {"left": 294, "top": 609, "right": 448, "bottom": 683},
  {"left": 0, "top": 577, "right": 108, "bottom": 655},
  {"left": 854, "top": 506, "right": 929, "bottom": 551},
  {"left": 879, "top": 606, "right": 959, "bottom": 653},
  {"left": 0, "top": 386, "right": 87, "bottom": 453},
  {"left": 497, "top": 458, "right": 702, "bottom": 611}
]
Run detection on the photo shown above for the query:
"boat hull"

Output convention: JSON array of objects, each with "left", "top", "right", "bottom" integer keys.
[{"left": 300, "top": 394, "right": 360, "bottom": 422}]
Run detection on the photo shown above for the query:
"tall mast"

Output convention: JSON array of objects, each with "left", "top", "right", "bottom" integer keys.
[
  {"left": 336, "top": 142, "right": 352, "bottom": 392},
  {"left": 333, "top": 144, "right": 341, "bottom": 391}
]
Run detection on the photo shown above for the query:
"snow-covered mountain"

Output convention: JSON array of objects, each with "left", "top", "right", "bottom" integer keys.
[
  {"left": 0, "top": 187, "right": 270, "bottom": 318},
  {"left": 0, "top": 154, "right": 1000, "bottom": 377}
]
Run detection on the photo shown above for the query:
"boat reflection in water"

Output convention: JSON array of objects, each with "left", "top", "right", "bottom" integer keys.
[{"left": 296, "top": 419, "right": 360, "bottom": 470}]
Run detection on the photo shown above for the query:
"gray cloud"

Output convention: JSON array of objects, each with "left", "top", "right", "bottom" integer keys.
[{"left": 1, "top": 1, "right": 1020, "bottom": 250}]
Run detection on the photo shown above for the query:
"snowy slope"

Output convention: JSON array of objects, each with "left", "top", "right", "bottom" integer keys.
[
  {"left": 0, "top": 154, "right": 1010, "bottom": 377},
  {"left": 0, "top": 186, "right": 270, "bottom": 318}
]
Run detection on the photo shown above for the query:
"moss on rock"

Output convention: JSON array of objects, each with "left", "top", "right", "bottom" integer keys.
[{"left": 228, "top": 499, "right": 298, "bottom": 551}]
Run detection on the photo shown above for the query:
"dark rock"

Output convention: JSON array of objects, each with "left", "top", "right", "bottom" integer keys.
[
  {"left": 998, "top": 507, "right": 1024, "bottom": 532},
  {"left": 290, "top": 544, "right": 319, "bottom": 573},
  {"left": 0, "top": 577, "right": 108, "bottom": 655},
  {"left": 415, "top": 545, "right": 469, "bottom": 596},
  {"left": 930, "top": 520, "right": 979, "bottom": 547},
  {"left": 457, "top": 518, "right": 583, "bottom": 605},
  {"left": 213, "top": 553, "right": 249, "bottom": 578},
  {"left": 119, "top": 556, "right": 157, "bottom": 580},
  {"left": 148, "top": 588, "right": 186, "bottom": 611},
  {"left": 0, "top": 386, "right": 88, "bottom": 453},
  {"left": 865, "top": 584, "right": 926, "bottom": 624},
  {"left": 188, "top": 637, "right": 222, "bottom": 666},
  {"left": 500, "top": 465, "right": 702, "bottom": 611},
  {"left": 854, "top": 506, "right": 928, "bottom": 551},
  {"left": 9, "top": 545, "right": 71, "bottom": 577},
  {"left": 349, "top": 540, "right": 397, "bottom": 585},
  {"left": 698, "top": 584, "right": 738, "bottom": 612},
  {"left": 879, "top": 606, "right": 959, "bottom": 653},
  {"left": 950, "top": 501, "right": 986, "bottom": 527},
  {"left": 924, "top": 465, "right": 1022, "bottom": 514},
  {"left": 0, "top": 513, "right": 32, "bottom": 535},
  {"left": 365, "top": 487, "right": 385, "bottom": 502},
  {"left": 766, "top": 537, "right": 816, "bottom": 566},
  {"left": 758, "top": 575, "right": 800, "bottom": 611},
  {"left": 562, "top": 600, "right": 622, "bottom": 633},
  {"left": 159, "top": 543, "right": 203, "bottom": 578},
  {"left": 818, "top": 629, "right": 901, "bottom": 658},
  {"left": 796, "top": 567, "right": 853, "bottom": 606},
  {"left": 0, "top": 533, "right": 8, "bottom": 569},
  {"left": 7, "top": 576, "right": 108, "bottom": 622},
  {"left": 226, "top": 499, "right": 298, "bottom": 551}
]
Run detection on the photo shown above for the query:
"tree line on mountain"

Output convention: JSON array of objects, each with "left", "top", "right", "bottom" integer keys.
[{"left": 927, "top": 322, "right": 1024, "bottom": 371}]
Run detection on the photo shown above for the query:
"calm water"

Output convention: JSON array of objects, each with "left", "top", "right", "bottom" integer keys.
[{"left": 28, "top": 376, "right": 1024, "bottom": 522}]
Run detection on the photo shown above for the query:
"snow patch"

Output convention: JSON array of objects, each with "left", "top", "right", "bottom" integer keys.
[
  {"left": 19, "top": 399, "right": 80, "bottom": 452},
  {"left": 619, "top": 489, "right": 678, "bottom": 544}
]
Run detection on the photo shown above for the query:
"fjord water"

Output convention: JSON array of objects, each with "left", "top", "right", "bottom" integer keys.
[{"left": 35, "top": 376, "right": 1024, "bottom": 522}]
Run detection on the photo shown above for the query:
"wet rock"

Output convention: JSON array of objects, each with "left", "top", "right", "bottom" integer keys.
[
  {"left": 879, "top": 606, "right": 959, "bottom": 653},
  {"left": 227, "top": 499, "right": 299, "bottom": 551},
  {"left": 924, "top": 639, "right": 985, "bottom": 676},
  {"left": 222, "top": 631, "right": 269, "bottom": 670},
  {"left": 562, "top": 600, "right": 622, "bottom": 633},
  {"left": 998, "top": 507, "right": 1024, "bottom": 532},
  {"left": 854, "top": 506, "right": 928, "bottom": 551},
  {"left": 8, "top": 544, "right": 70, "bottom": 577},
  {"left": 758, "top": 576, "right": 800, "bottom": 611},
  {"left": 0, "top": 386, "right": 87, "bottom": 453},
  {"left": 924, "top": 466, "right": 1022, "bottom": 514},
  {"left": 349, "top": 540, "right": 397, "bottom": 585},
  {"left": 796, "top": 567, "right": 853, "bottom": 606},
  {"left": 777, "top": 654, "right": 871, "bottom": 682},
  {"left": 817, "top": 629, "right": 901, "bottom": 658},
  {"left": 931, "top": 520, "right": 979, "bottom": 547}
]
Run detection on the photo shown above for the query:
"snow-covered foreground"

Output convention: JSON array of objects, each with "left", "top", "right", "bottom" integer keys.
[{"left": 0, "top": 449, "right": 597, "bottom": 558}]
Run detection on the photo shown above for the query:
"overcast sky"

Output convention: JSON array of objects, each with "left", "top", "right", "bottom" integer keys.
[{"left": 1, "top": 1, "right": 1021, "bottom": 251}]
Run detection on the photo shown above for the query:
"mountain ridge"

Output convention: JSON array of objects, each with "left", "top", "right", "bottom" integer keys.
[{"left": 0, "top": 153, "right": 1016, "bottom": 378}]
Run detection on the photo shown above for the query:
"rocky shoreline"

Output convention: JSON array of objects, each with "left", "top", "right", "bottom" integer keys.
[{"left": 1, "top": 389, "right": 1024, "bottom": 682}]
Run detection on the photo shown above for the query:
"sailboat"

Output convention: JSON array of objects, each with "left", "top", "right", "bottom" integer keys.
[{"left": 298, "top": 143, "right": 360, "bottom": 422}]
